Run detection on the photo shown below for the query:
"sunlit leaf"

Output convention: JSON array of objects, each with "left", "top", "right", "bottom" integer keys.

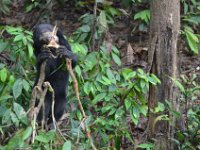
[
  {"left": 0, "top": 68, "right": 8, "bottom": 82},
  {"left": 0, "top": 41, "right": 8, "bottom": 52},
  {"left": 22, "top": 79, "right": 30, "bottom": 92},
  {"left": 125, "top": 99, "right": 131, "bottom": 110},
  {"left": 27, "top": 43, "right": 33, "bottom": 57},
  {"left": 22, "top": 126, "right": 32, "bottom": 140},
  {"left": 92, "top": 93, "right": 107, "bottom": 104},
  {"left": 62, "top": 140, "right": 72, "bottom": 150},
  {"left": 13, "top": 79, "right": 23, "bottom": 99},
  {"left": 13, "top": 102, "right": 27, "bottom": 125},
  {"left": 111, "top": 52, "right": 121, "bottom": 66},
  {"left": 99, "top": 11, "right": 108, "bottom": 30},
  {"left": 185, "top": 30, "right": 199, "bottom": 54}
]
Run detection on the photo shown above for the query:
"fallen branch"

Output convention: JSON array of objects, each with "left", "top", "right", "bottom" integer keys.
[
  {"left": 28, "top": 60, "right": 49, "bottom": 143},
  {"left": 65, "top": 58, "right": 97, "bottom": 150},
  {"left": 28, "top": 60, "right": 47, "bottom": 122}
]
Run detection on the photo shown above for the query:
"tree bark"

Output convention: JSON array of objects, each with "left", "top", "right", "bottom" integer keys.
[{"left": 148, "top": 0, "right": 180, "bottom": 149}]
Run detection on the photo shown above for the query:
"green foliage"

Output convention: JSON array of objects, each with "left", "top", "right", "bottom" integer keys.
[
  {"left": 0, "top": 23, "right": 160, "bottom": 149},
  {"left": 174, "top": 75, "right": 200, "bottom": 149},
  {"left": 67, "top": 41, "right": 160, "bottom": 148},
  {"left": 5, "top": 26, "right": 34, "bottom": 58},
  {"left": 133, "top": 9, "right": 150, "bottom": 32},
  {"left": 62, "top": 140, "right": 72, "bottom": 150},
  {"left": 181, "top": 0, "right": 200, "bottom": 54},
  {"left": 73, "top": 4, "right": 120, "bottom": 44},
  {"left": 137, "top": 142, "right": 154, "bottom": 150},
  {"left": 122, "top": 0, "right": 144, "bottom": 7},
  {"left": 182, "top": 25, "right": 200, "bottom": 54},
  {"left": 134, "top": 9, "right": 150, "bottom": 24},
  {"left": 0, "top": 26, "right": 34, "bottom": 134},
  {"left": 25, "top": 0, "right": 40, "bottom": 13},
  {"left": 0, "top": 0, "right": 11, "bottom": 14}
]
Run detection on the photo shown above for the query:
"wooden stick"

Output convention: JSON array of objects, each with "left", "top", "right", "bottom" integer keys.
[
  {"left": 65, "top": 58, "right": 97, "bottom": 150},
  {"left": 28, "top": 60, "right": 47, "bottom": 122}
]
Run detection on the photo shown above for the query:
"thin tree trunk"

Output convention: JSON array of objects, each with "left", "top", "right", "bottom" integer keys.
[{"left": 148, "top": 0, "right": 180, "bottom": 149}]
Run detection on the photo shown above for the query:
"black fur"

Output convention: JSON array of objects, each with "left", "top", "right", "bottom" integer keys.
[{"left": 33, "top": 23, "right": 77, "bottom": 123}]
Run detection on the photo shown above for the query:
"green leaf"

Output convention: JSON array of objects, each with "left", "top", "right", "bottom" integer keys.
[
  {"left": 185, "top": 30, "right": 199, "bottom": 54},
  {"left": 2, "top": 109, "right": 11, "bottom": 124},
  {"left": 71, "top": 43, "right": 88, "bottom": 54},
  {"left": 35, "top": 130, "right": 56, "bottom": 143},
  {"left": 174, "top": 80, "right": 185, "bottom": 93},
  {"left": 78, "top": 32, "right": 88, "bottom": 42},
  {"left": 140, "top": 80, "right": 146, "bottom": 89},
  {"left": 150, "top": 74, "right": 161, "bottom": 84},
  {"left": 134, "top": 10, "right": 150, "bottom": 24},
  {"left": 106, "top": 69, "right": 116, "bottom": 84},
  {"left": 102, "top": 75, "right": 111, "bottom": 85},
  {"left": 154, "top": 115, "right": 169, "bottom": 127},
  {"left": 92, "top": 93, "right": 107, "bottom": 104},
  {"left": 154, "top": 102, "right": 165, "bottom": 113},
  {"left": 130, "top": 110, "right": 138, "bottom": 125},
  {"left": 25, "top": 4, "right": 34, "bottom": 12},
  {"left": 62, "top": 140, "right": 72, "bottom": 150},
  {"left": 27, "top": 43, "right": 33, "bottom": 57},
  {"left": 77, "top": 110, "right": 82, "bottom": 121},
  {"left": 8, "top": 75, "right": 15, "bottom": 87},
  {"left": 6, "top": 26, "right": 22, "bottom": 34},
  {"left": 0, "top": 68, "right": 8, "bottom": 82},
  {"left": 102, "top": 105, "right": 113, "bottom": 113},
  {"left": 22, "top": 126, "right": 32, "bottom": 140},
  {"left": 78, "top": 25, "right": 90, "bottom": 33},
  {"left": 13, "top": 102, "right": 27, "bottom": 125},
  {"left": 112, "top": 45, "right": 120, "bottom": 54},
  {"left": 75, "top": 65, "right": 82, "bottom": 77},
  {"left": 183, "top": 2, "right": 188, "bottom": 14},
  {"left": 22, "top": 37, "right": 27, "bottom": 45},
  {"left": 0, "top": 94, "right": 12, "bottom": 102},
  {"left": 132, "top": 107, "right": 140, "bottom": 118},
  {"left": 108, "top": 7, "right": 120, "bottom": 17},
  {"left": 35, "top": 134, "right": 49, "bottom": 143},
  {"left": 125, "top": 99, "right": 131, "bottom": 110},
  {"left": 138, "top": 105, "right": 148, "bottom": 116},
  {"left": 99, "top": 11, "right": 108, "bottom": 30},
  {"left": 22, "top": 79, "right": 30, "bottom": 92},
  {"left": 108, "top": 108, "right": 116, "bottom": 116},
  {"left": 0, "top": 42, "right": 8, "bottom": 52},
  {"left": 13, "top": 79, "right": 23, "bottom": 99},
  {"left": 138, "top": 143, "right": 154, "bottom": 150},
  {"left": 83, "top": 82, "right": 90, "bottom": 95},
  {"left": 10, "top": 111, "right": 19, "bottom": 126},
  {"left": 111, "top": 52, "right": 121, "bottom": 66},
  {"left": 13, "top": 34, "right": 24, "bottom": 42},
  {"left": 122, "top": 68, "right": 132, "bottom": 79}
]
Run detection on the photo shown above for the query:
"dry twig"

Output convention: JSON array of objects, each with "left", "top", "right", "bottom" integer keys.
[{"left": 66, "top": 58, "right": 97, "bottom": 150}]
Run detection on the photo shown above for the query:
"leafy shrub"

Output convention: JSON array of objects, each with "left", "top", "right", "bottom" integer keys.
[
  {"left": 175, "top": 75, "right": 200, "bottom": 149},
  {"left": 0, "top": 0, "right": 11, "bottom": 14},
  {"left": 66, "top": 41, "right": 160, "bottom": 148},
  {"left": 0, "top": 26, "right": 34, "bottom": 138}
]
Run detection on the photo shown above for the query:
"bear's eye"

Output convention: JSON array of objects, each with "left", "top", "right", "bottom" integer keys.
[{"left": 47, "top": 35, "right": 53, "bottom": 42}]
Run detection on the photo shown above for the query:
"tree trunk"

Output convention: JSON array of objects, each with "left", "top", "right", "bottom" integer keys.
[{"left": 148, "top": 0, "right": 180, "bottom": 149}]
